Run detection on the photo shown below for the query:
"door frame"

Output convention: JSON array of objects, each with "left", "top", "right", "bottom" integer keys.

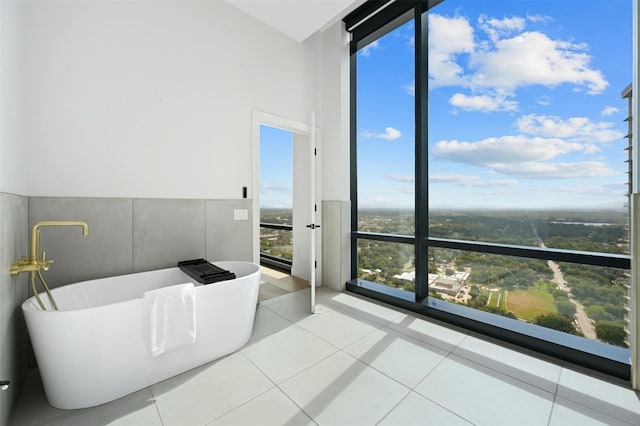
[{"left": 251, "top": 110, "right": 322, "bottom": 285}]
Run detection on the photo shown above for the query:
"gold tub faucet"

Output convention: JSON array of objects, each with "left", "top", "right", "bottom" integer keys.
[
  {"left": 11, "top": 221, "right": 89, "bottom": 276},
  {"left": 11, "top": 221, "right": 89, "bottom": 310}
]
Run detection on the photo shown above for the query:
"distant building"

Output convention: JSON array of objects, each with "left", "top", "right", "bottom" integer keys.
[
  {"left": 427, "top": 271, "right": 469, "bottom": 296},
  {"left": 622, "top": 83, "right": 632, "bottom": 347},
  {"left": 393, "top": 270, "right": 415, "bottom": 281},
  {"left": 623, "top": 83, "right": 633, "bottom": 201}
]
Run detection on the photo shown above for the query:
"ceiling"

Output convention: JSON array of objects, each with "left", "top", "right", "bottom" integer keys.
[{"left": 224, "top": 0, "right": 366, "bottom": 42}]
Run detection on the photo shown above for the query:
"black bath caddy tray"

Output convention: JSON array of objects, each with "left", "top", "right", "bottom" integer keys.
[{"left": 178, "top": 259, "right": 236, "bottom": 284}]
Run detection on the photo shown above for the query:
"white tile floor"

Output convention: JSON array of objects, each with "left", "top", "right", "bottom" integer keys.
[{"left": 10, "top": 287, "right": 640, "bottom": 426}]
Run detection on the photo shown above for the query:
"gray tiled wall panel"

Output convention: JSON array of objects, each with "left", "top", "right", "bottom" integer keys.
[
  {"left": 133, "top": 199, "right": 206, "bottom": 272},
  {"left": 206, "top": 200, "right": 252, "bottom": 262},
  {"left": 28, "top": 197, "right": 134, "bottom": 287},
  {"left": 0, "top": 192, "right": 28, "bottom": 426}
]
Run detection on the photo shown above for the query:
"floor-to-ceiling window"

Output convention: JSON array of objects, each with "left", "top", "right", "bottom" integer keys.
[
  {"left": 347, "top": 0, "right": 633, "bottom": 380},
  {"left": 355, "top": 10, "right": 416, "bottom": 289}
]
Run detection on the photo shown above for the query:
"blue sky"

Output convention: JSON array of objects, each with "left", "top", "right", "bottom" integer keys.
[
  {"left": 357, "top": 0, "right": 632, "bottom": 210},
  {"left": 260, "top": 124, "right": 293, "bottom": 208}
]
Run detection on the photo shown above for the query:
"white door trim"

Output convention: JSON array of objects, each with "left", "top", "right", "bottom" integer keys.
[{"left": 251, "top": 110, "right": 322, "bottom": 288}]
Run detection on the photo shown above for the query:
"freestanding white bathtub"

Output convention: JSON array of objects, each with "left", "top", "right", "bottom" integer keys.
[{"left": 22, "top": 261, "right": 261, "bottom": 410}]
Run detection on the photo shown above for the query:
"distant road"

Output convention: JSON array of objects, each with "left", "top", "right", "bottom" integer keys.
[
  {"left": 531, "top": 222, "right": 597, "bottom": 339},
  {"left": 547, "top": 260, "right": 597, "bottom": 339}
]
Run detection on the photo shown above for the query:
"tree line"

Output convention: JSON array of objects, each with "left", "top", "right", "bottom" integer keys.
[{"left": 356, "top": 210, "right": 630, "bottom": 347}]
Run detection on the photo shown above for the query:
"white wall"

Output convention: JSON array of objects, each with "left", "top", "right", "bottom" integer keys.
[
  {"left": 21, "top": 0, "right": 318, "bottom": 199},
  {"left": 0, "top": 0, "right": 25, "bottom": 195},
  {"left": 1, "top": 3, "right": 29, "bottom": 422},
  {"left": 317, "top": 21, "right": 352, "bottom": 290},
  {"left": 319, "top": 20, "right": 351, "bottom": 202}
]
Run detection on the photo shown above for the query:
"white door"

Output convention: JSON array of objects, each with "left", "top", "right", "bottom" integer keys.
[{"left": 308, "top": 112, "right": 318, "bottom": 313}]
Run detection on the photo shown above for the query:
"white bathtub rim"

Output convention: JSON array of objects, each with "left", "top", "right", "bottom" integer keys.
[{"left": 22, "top": 260, "right": 260, "bottom": 313}]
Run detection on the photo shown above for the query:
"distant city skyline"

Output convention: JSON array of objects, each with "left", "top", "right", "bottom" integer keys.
[{"left": 358, "top": 0, "right": 632, "bottom": 210}]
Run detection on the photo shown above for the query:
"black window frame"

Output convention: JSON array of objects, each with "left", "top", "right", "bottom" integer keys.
[{"left": 345, "top": 0, "right": 632, "bottom": 381}]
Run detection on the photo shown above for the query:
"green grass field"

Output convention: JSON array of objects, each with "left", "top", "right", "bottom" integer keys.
[
  {"left": 505, "top": 288, "right": 556, "bottom": 321},
  {"left": 484, "top": 289, "right": 506, "bottom": 310}
]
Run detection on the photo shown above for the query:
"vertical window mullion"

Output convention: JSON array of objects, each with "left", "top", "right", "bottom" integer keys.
[
  {"left": 415, "top": 6, "right": 429, "bottom": 301},
  {"left": 350, "top": 38, "right": 358, "bottom": 280}
]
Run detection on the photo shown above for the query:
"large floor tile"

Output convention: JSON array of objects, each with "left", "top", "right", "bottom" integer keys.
[
  {"left": 326, "top": 291, "right": 409, "bottom": 325},
  {"left": 311, "top": 287, "right": 354, "bottom": 309},
  {"left": 296, "top": 309, "right": 381, "bottom": 349},
  {"left": 10, "top": 370, "right": 67, "bottom": 426},
  {"left": 453, "top": 335, "right": 562, "bottom": 392},
  {"left": 549, "top": 396, "right": 634, "bottom": 426},
  {"left": 258, "top": 282, "right": 290, "bottom": 302},
  {"left": 344, "top": 327, "right": 448, "bottom": 388},
  {"left": 11, "top": 372, "right": 161, "bottom": 426},
  {"left": 210, "top": 387, "right": 314, "bottom": 426},
  {"left": 151, "top": 352, "right": 273, "bottom": 426},
  {"left": 260, "top": 290, "right": 328, "bottom": 323},
  {"left": 259, "top": 286, "right": 309, "bottom": 307},
  {"left": 61, "top": 389, "right": 161, "bottom": 426},
  {"left": 378, "top": 392, "right": 473, "bottom": 426},
  {"left": 261, "top": 268, "right": 309, "bottom": 293},
  {"left": 280, "top": 351, "right": 410, "bottom": 426},
  {"left": 415, "top": 354, "right": 554, "bottom": 426},
  {"left": 557, "top": 367, "right": 640, "bottom": 425},
  {"left": 247, "top": 305, "right": 292, "bottom": 345},
  {"left": 387, "top": 315, "right": 467, "bottom": 352},
  {"left": 242, "top": 325, "right": 338, "bottom": 383}
]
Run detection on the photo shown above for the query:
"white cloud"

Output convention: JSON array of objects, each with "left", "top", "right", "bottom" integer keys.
[
  {"left": 432, "top": 134, "right": 618, "bottom": 179},
  {"left": 428, "top": 14, "right": 475, "bottom": 88},
  {"left": 536, "top": 96, "right": 551, "bottom": 106},
  {"left": 433, "top": 135, "right": 583, "bottom": 164},
  {"left": 526, "top": 14, "right": 553, "bottom": 25},
  {"left": 359, "top": 40, "right": 380, "bottom": 57},
  {"left": 469, "top": 31, "right": 608, "bottom": 94},
  {"left": 583, "top": 144, "right": 601, "bottom": 154},
  {"left": 362, "top": 127, "right": 402, "bottom": 141},
  {"left": 429, "top": 14, "right": 475, "bottom": 54},
  {"left": 492, "top": 161, "right": 616, "bottom": 178},
  {"left": 600, "top": 106, "right": 619, "bottom": 117},
  {"left": 428, "top": 13, "right": 609, "bottom": 100},
  {"left": 449, "top": 92, "right": 518, "bottom": 112},
  {"left": 260, "top": 182, "right": 292, "bottom": 193},
  {"left": 404, "top": 79, "right": 415, "bottom": 96},
  {"left": 430, "top": 173, "right": 517, "bottom": 187},
  {"left": 388, "top": 174, "right": 414, "bottom": 183},
  {"left": 516, "top": 114, "right": 624, "bottom": 143},
  {"left": 555, "top": 183, "right": 625, "bottom": 195},
  {"left": 380, "top": 127, "right": 402, "bottom": 140},
  {"left": 479, "top": 15, "right": 526, "bottom": 43}
]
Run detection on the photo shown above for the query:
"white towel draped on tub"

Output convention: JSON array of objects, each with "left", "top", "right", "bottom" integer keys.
[{"left": 144, "top": 283, "right": 197, "bottom": 357}]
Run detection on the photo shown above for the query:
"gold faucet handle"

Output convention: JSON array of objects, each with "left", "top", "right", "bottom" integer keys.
[
  {"left": 10, "top": 257, "right": 29, "bottom": 275},
  {"left": 40, "top": 251, "right": 54, "bottom": 270}
]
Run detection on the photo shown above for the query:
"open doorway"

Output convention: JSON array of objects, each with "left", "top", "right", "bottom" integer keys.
[
  {"left": 252, "top": 111, "right": 321, "bottom": 305},
  {"left": 259, "top": 125, "right": 308, "bottom": 300},
  {"left": 259, "top": 124, "right": 294, "bottom": 273}
]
